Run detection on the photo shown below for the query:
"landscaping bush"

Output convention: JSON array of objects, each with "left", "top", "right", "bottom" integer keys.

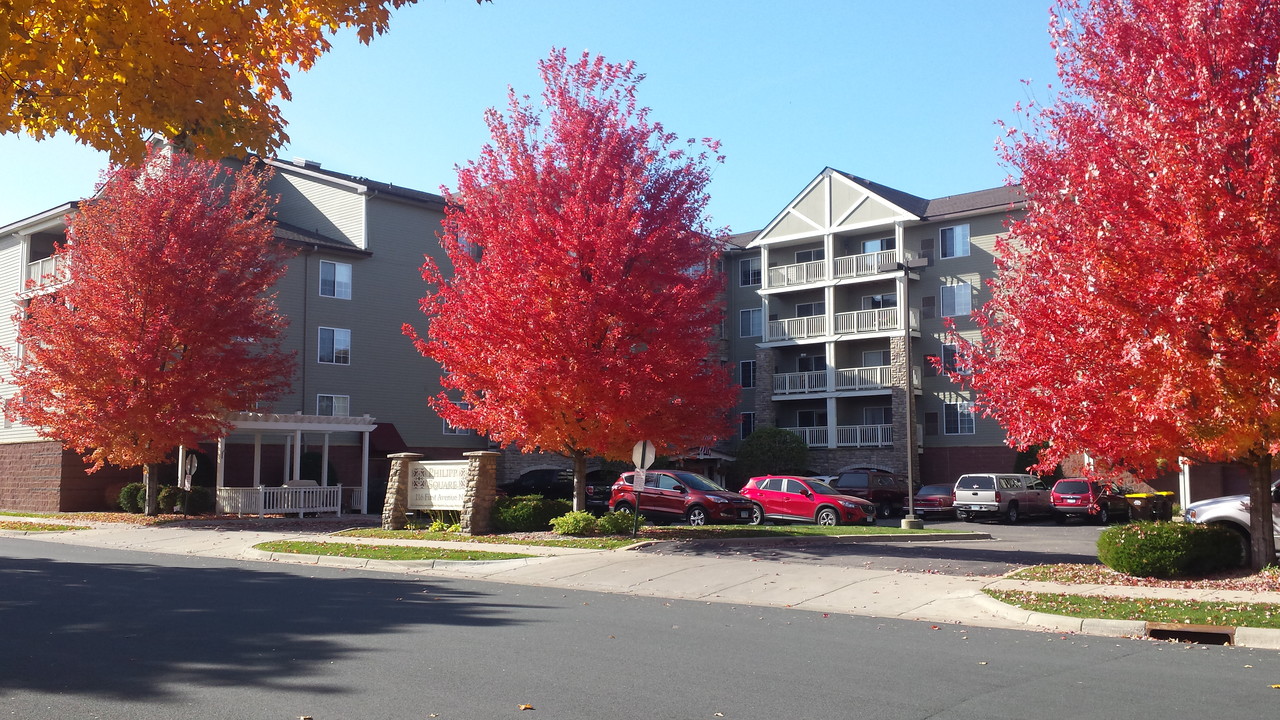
[
  {"left": 1097, "top": 521, "right": 1242, "bottom": 578},
  {"left": 492, "top": 494, "right": 572, "bottom": 533},
  {"left": 595, "top": 510, "right": 637, "bottom": 535},
  {"left": 186, "top": 486, "right": 213, "bottom": 514},
  {"left": 550, "top": 511, "right": 598, "bottom": 536},
  {"left": 118, "top": 482, "right": 146, "bottom": 513},
  {"left": 157, "top": 486, "right": 181, "bottom": 513}
]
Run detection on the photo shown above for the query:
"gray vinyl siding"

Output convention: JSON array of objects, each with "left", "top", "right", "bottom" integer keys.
[
  {"left": 723, "top": 246, "right": 762, "bottom": 448},
  {"left": 269, "top": 172, "right": 366, "bottom": 248}
]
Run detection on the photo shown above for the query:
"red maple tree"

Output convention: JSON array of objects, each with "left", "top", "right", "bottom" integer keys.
[
  {"left": 4, "top": 147, "right": 295, "bottom": 514},
  {"left": 405, "top": 49, "right": 735, "bottom": 511},
  {"left": 952, "top": 0, "right": 1280, "bottom": 568}
]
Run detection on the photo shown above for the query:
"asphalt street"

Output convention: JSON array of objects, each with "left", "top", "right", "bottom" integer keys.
[{"left": 3, "top": 537, "right": 1279, "bottom": 720}]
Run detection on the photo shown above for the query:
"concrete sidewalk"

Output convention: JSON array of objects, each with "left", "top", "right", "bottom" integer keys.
[{"left": 4, "top": 515, "right": 1280, "bottom": 649}]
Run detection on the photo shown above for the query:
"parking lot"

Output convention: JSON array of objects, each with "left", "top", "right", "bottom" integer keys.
[{"left": 639, "top": 515, "right": 1111, "bottom": 577}]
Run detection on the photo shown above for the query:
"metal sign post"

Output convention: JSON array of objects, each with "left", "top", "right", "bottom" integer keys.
[{"left": 631, "top": 441, "right": 655, "bottom": 537}]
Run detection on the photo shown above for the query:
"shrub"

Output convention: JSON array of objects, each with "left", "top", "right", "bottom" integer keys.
[
  {"left": 157, "top": 486, "right": 181, "bottom": 513},
  {"left": 118, "top": 482, "right": 145, "bottom": 513},
  {"left": 493, "top": 494, "right": 572, "bottom": 533},
  {"left": 595, "top": 510, "right": 637, "bottom": 535},
  {"left": 1097, "top": 521, "right": 1242, "bottom": 578},
  {"left": 186, "top": 486, "right": 214, "bottom": 514},
  {"left": 550, "top": 510, "right": 598, "bottom": 536}
]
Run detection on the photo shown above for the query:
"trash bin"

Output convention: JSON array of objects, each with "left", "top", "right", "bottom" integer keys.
[
  {"left": 1125, "top": 493, "right": 1155, "bottom": 521},
  {"left": 1150, "top": 491, "right": 1175, "bottom": 521}
]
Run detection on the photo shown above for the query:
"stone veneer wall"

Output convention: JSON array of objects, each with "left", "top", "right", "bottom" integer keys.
[
  {"left": 753, "top": 346, "right": 778, "bottom": 428},
  {"left": 889, "top": 335, "right": 920, "bottom": 486}
]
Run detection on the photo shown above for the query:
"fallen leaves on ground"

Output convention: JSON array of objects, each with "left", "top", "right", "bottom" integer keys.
[{"left": 1009, "top": 564, "right": 1280, "bottom": 593}]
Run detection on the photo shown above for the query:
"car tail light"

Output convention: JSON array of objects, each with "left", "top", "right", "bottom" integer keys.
[{"left": 995, "top": 491, "right": 1002, "bottom": 502}]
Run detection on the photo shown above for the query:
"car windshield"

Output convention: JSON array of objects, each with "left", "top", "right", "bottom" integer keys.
[
  {"left": 918, "top": 484, "right": 952, "bottom": 495},
  {"left": 673, "top": 471, "right": 728, "bottom": 492},
  {"left": 808, "top": 480, "right": 842, "bottom": 496},
  {"left": 1055, "top": 481, "right": 1091, "bottom": 494}
]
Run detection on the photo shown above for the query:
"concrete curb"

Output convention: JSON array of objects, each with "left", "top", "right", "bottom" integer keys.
[{"left": 244, "top": 547, "right": 538, "bottom": 573}]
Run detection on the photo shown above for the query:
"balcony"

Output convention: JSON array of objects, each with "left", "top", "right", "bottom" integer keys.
[
  {"left": 781, "top": 424, "right": 894, "bottom": 448},
  {"left": 766, "top": 315, "right": 826, "bottom": 342},
  {"left": 24, "top": 254, "right": 69, "bottom": 291},
  {"left": 766, "top": 249, "right": 917, "bottom": 291},
  {"left": 774, "top": 365, "right": 892, "bottom": 395},
  {"left": 767, "top": 259, "right": 826, "bottom": 288},
  {"left": 765, "top": 308, "right": 919, "bottom": 343},
  {"left": 834, "top": 249, "right": 904, "bottom": 279}
]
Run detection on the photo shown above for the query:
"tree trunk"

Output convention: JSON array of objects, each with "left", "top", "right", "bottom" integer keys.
[
  {"left": 1247, "top": 455, "right": 1276, "bottom": 572},
  {"left": 571, "top": 450, "right": 587, "bottom": 513},
  {"left": 143, "top": 463, "right": 159, "bottom": 517}
]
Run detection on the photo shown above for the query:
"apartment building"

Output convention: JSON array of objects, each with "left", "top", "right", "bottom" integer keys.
[
  {"left": 0, "top": 157, "right": 490, "bottom": 512},
  {"left": 720, "top": 168, "right": 1025, "bottom": 487}
]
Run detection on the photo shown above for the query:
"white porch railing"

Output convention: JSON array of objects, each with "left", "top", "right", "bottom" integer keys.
[
  {"left": 781, "top": 426, "right": 828, "bottom": 446},
  {"left": 834, "top": 365, "right": 893, "bottom": 391},
  {"left": 833, "top": 307, "right": 920, "bottom": 335},
  {"left": 833, "top": 249, "right": 905, "bottom": 279},
  {"left": 217, "top": 485, "right": 343, "bottom": 518},
  {"left": 767, "top": 259, "right": 827, "bottom": 288},
  {"left": 773, "top": 370, "right": 828, "bottom": 394},
  {"left": 24, "top": 255, "right": 69, "bottom": 290},
  {"left": 766, "top": 315, "right": 826, "bottom": 342},
  {"left": 836, "top": 424, "right": 893, "bottom": 447}
]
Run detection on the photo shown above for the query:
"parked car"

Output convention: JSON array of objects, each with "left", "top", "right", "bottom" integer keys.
[
  {"left": 585, "top": 474, "right": 617, "bottom": 513},
  {"left": 951, "top": 473, "right": 1052, "bottom": 523},
  {"left": 1049, "top": 478, "right": 1129, "bottom": 524},
  {"left": 609, "top": 470, "right": 754, "bottom": 525},
  {"left": 827, "top": 468, "right": 910, "bottom": 518},
  {"left": 497, "top": 468, "right": 574, "bottom": 501},
  {"left": 1185, "top": 480, "right": 1280, "bottom": 565},
  {"left": 910, "top": 483, "right": 956, "bottom": 517},
  {"left": 739, "top": 475, "right": 874, "bottom": 526}
]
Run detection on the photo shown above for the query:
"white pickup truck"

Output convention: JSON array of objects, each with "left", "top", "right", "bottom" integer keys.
[
  {"left": 952, "top": 473, "right": 1053, "bottom": 523},
  {"left": 1184, "top": 481, "right": 1280, "bottom": 563}
]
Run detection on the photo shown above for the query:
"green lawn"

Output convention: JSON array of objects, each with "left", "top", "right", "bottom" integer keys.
[
  {"left": 253, "top": 540, "right": 534, "bottom": 562},
  {"left": 985, "top": 588, "right": 1280, "bottom": 629},
  {"left": 0, "top": 520, "right": 88, "bottom": 532}
]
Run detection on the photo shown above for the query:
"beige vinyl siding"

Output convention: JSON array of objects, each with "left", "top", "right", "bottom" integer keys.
[
  {"left": 270, "top": 172, "right": 366, "bottom": 248},
  {"left": 0, "top": 236, "right": 42, "bottom": 442}
]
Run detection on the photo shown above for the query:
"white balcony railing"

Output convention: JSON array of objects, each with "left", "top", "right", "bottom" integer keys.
[
  {"left": 773, "top": 370, "right": 828, "bottom": 394},
  {"left": 834, "top": 365, "right": 893, "bottom": 391},
  {"left": 767, "top": 259, "right": 826, "bottom": 288},
  {"left": 24, "top": 254, "right": 69, "bottom": 290},
  {"left": 766, "top": 315, "right": 826, "bottom": 342},
  {"left": 833, "top": 249, "right": 903, "bottom": 279},
  {"left": 836, "top": 424, "right": 894, "bottom": 447},
  {"left": 781, "top": 426, "right": 828, "bottom": 446},
  {"left": 833, "top": 307, "right": 920, "bottom": 335}
]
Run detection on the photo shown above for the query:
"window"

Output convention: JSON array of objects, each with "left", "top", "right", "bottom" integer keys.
[
  {"left": 861, "top": 237, "right": 895, "bottom": 254},
  {"left": 941, "top": 282, "right": 971, "bottom": 317},
  {"left": 319, "top": 261, "right": 352, "bottom": 299},
  {"left": 939, "top": 224, "right": 970, "bottom": 258},
  {"left": 797, "top": 409, "right": 827, "bottom": 427},
  {"left": 941, "top": 343, "right": 960, "bottom": 373},
  {"left": 944, "top": 401, "right": 976, "bottom": 435},
  {"left": 862, "top": 293, "right": 897, "bottom": 310},
  {"left": 739, "top": 360, "right": 756, "bottom": 389},
  {"left": 740, "top": 308, "right": 762, "bottom": 337},
  {"left": 863, "top": 350, "right": 891, "bottom": 366},
  {"left": 740, "top": 412, "right": 756, "bottom": 439},
  {"left": 316, "top": 394, "right": 350, "bottom": 417},
  {"left": 318, "top": 327, "right": 351, "bottom": 365},
  {"left": 797, "top": 354, "right": 826, "bottom": 372},
  {"left": 795, "top": 301, "right": 825, "bottom": 317},
  {"left": 795, "top": 248, "right": 824, "bottom": 263},
  {"left": 443, "top": 402, "right": 474, "bottom": 435},
  {"left": 739, "top": 257, "right": 761, "bottom": 286},
  {"left": 864, "top": 406, "right": 892, "bottom": 425}
]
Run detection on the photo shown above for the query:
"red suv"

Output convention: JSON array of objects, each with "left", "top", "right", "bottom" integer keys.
[
  {"left": 1050, "top": 478, "right": 1130, "bottom": 524},
  {"left": 609, "top": 470, "right": 754, "bottom": 525},
  {"left": 739, "top": 475, "right": 874, "bottom": 526}
]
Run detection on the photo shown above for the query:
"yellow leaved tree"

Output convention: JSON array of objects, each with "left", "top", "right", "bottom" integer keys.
[{"left": 0, "top": 0, "right": 485, "bottom": 163}]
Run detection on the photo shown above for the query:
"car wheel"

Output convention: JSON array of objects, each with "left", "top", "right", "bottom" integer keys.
[
  {"left": 1219, "top": 524, "right": 1251, "bottom": 567},
  {"left": 877, "top": 502, "right": 893, "bottom": 519},
  {"left": 613, "top": 502, "right": 633, "bottom": 515},
  {"left": 749, "top": 503, "right": 765, "bottom": 526},
  {"left": 1053, "top": 511, "right": 1066, "bottom": 524},
  {"left": 816, "top": 507, "right": 838, "bottom": 526},
  {"left": 686, "top": 506, "right": 708, "bottom": 526},
  {"left": 1003, "top": 502, "right": 1020, "bottom": 524},
  {"left": 955, "top": 509, "right": 970, "bottom": 522},
  {"left": 1095, "top": 506, "right": 1110, "bottom": 525}
]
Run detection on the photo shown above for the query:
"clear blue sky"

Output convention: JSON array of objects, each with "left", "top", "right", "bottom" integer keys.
[{"left": 0, "top": 0, "right": 1061, "bottom": 233}]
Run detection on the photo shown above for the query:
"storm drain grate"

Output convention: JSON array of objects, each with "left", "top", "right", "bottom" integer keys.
[{"left": 1146, "top": 622, "right": 1235, "bottom": 645}]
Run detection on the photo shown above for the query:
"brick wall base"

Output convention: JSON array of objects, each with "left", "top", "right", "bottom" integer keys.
[{"left": 920, "top": 446, "right": 1019, "bottom": 487}]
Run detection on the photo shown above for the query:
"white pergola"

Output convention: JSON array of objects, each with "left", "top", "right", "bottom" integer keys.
[{"left": 207, "top": 411, "right": 378, "bottom": 513}]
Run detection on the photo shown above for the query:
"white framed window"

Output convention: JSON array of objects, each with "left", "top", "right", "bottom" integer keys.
[
  {"left": 797, "top": 409, "right": 827, "bottom": 427},
  {"left": 319, "top": 261, "right": 352, "bottom": 299},
  {"left": 861, "top": 237, "right": 895, "bottom": 254},
  {"left": 944, "top": 401, "right": 976, "bottom": 435},
  {"left": 864, "top": 406, "right": 892, "bottom": 425},
  {"left": 797, "top": 354, "right": 826, "bottom": 373},
  {"left": 941, "top": 343, "right": 971, "bottom": 375},
  {"left": 316, "top": 394, "right": 350, "bottom": 417},
  {"left": 941, "top": 282, "right": 971, "bottom": 317},
  {"left": 863, "top": 349, "right": 891, "bottom": 366},
  {"left": 740, "top": 308, "right": 762, "bottom": 337},
  {"left": 740, "top": 360, "right": 756, "bottom": 389},
  {"left": 318, "top": 327, "right": 351, "bottom": 365},
  {"left": 739, "top": 257, "right": 761, "bottom": 286},
  {"left": 795, "top": 301, "right": 825, "bottom": 317},
  {"left": 795, "top": 248, "right": 824, "bottom": 263},
  {"left": 443, "top": 402, "right": 474, "bottom": 436},
  {"left": 939, "top": 224, "right": 970, "bottom": 258},
  {"left": 862, "top": 292, "right": 897, "bottom": 310},
  {"left": 740, "top": 412, "right": 756, "bottom": 439}
]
